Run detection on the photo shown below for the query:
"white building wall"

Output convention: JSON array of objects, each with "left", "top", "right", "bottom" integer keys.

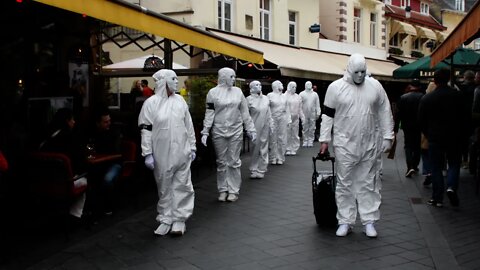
[
  {"left": 288, "top": 0, "right": 321, "bottom": 48},
  {"left": 319, "top": 0, "right": 341, "bottom": 41}
]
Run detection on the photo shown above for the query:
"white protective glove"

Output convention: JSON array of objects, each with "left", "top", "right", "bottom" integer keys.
[
  {"left": 381, "top": 139, "right": 393, "bottom": 153},
  {"left": 144, "top": 154, "right": 155, "bottom": 170},
  {"left": 247, "top": 131, "right": 257, "bottom": 143},
  {"left": 191, "top": 151, "right": 196, "bottom": 161},
  {"left": 201, "top": 135, "right": 208, "bottom": 147}
]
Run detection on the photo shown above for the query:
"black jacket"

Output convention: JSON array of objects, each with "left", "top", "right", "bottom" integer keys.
[
  {"left": 395, "top": 91, "right": 424, "bottom": 133},
  {"left": 418, "top": 84, "right": 469, "bottom": 146}
]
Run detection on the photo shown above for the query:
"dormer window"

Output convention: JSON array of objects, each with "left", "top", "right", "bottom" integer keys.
[
  {"left": 400, "top": 0, "right": 410, "bottom": 8},
  {"left": 420, "top": 2, "right": 429, "bottom": 14},
  {"left": 455, "top": 0, "right": 465, "bottom": 12}
]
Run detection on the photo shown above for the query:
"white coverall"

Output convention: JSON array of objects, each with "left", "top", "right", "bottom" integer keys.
[
  {"left": 201, "top": 67, "right": 256, "bottom": 195},
  {"left": 299, "top": 81, "right": 321, "bottom": 147},
  {"left": 138, "top": 69, "right": 196, "bottom": 227},
  {"left": 284, "top": 81, "right": 305, "bottom": 155},
  {"left": 247, "top": 81, "right": 272, "bottom": 178},
  {"left": 267, "top": 80, "right": 291, "bottom": 165},
  {"left": 319, "top": 54, "right": 394, "bottom": 226}
]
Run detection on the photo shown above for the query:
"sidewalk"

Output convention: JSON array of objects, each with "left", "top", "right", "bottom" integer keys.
[{"left": 14, "top": 133, "right": 480, "bottom": 269}]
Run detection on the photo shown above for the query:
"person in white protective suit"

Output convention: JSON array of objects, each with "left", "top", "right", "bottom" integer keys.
[
  {"left": 138, "top": 69, "right": 196, "bottom": 236},
  {"left": 201, "top": 67, "right": 256, "bottom": 202},
  {"left": 299, "top": 81, "right": 321, "bottom": 147},
  {"left": 284, "top": 81, "right": 305, "bottom": 155},
  {"left": 319, "top": 54, "right": 394, "bottom": 238},
  {"left": 267, "top": 80, "right": 291, "bottom": 165},
  {"left": 247, "top": 80, "right": 272, "bottom": 179}
]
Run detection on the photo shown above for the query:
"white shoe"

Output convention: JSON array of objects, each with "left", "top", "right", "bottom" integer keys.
[
  {"left": 170, "top": 221, "right": 186, "bottom": 235},
  {"left": 364, "top": 223, "right": 377, "bottom": 238},
  {"left": 291, "top": 151, "right": 296, "bottom": 155},
  {"left": 256, "top": 173, "right": 264, "bottom": 179},
  {"left": 335, "top": 224, "right": 351, "bottom": 237},
  {"left": 226, "top": 193, "right": 238, "bottom": 202},
  {"left": 302, "top": 143, "right": 308, "bottom": 147},
  {"left": 285, "top": 151, "right": 291, "bottom": 156},
  {"left": 270, "top": 160, "right": 277, "bottom": 165},
  {"left": 218, "top": 192, "right": 227, "bottom": 202},
  {"left": 154, "top": 223, "right": 171, "bottom": 235},
  {"left": 277, "top": 160, "right": 283, "bottom": 165},
  {"left": 250, "top": 172, "right": 258, "bottom": 179}
]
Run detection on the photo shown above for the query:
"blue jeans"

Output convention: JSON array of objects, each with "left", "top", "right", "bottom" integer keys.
[
  {"left": 104, "top": 163, "right": 122, "bottom": 186},
  {"left": 421, "top": 149, "right": 432, "bottom": 176},
  {"left": 428, "top": 142, "right": 461, "bottom": 202}
]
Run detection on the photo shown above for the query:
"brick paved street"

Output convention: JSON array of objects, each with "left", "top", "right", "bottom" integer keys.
[{"left": 2, "top": 133, "right": 480, "bottom": 270}]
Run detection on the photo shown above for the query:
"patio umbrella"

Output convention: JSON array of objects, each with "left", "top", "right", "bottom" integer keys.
[{"left": 393, "top": 48, "right": 480, "bottom": 79}]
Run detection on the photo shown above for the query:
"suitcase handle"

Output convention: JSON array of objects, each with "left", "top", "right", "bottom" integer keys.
[{"left": 312, "top": 151, "right": 335, "bottom": 188}]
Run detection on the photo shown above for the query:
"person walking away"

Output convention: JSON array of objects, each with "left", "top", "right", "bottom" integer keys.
[
  {"left": 267, "top": 80, "right": 290, "bottom": 165},
  {"left": 284, "top": 81, "right": 305, "bottom": 155},
  {"left": 418, "top": 68, "right": 469, "bottom": 208},
  {"left": 458, "top": 70, "right": 476, "bottom": 169},
  {"left": 395, "top": 79, "right": 424, "bottom": 178},
  {"left": 200, "top": 67, "right": 256, "bottom": 202},
  {"left": 246, "top": 80, "right": 271, "bottom": 179},
  {"left": 319, "top": 53, "right": 394, "bottom": 238},
  {"left": 300, "top": 81, "right": 321, "bottom": 147},
  {"left": 138, "top": 69, "right": 196, "bottom": 235}
]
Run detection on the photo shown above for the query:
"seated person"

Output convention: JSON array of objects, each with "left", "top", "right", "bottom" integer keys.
[
  {"left": 87, "top": 108, "right": 122, "bottom": 215},
  {"left": 39, "top": 108, "right": 88, "bottom": 219}
]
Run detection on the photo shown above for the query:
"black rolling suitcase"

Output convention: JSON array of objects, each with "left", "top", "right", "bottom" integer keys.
[{"left": 312, "top": 151, "right": 337, "bottom": 227}]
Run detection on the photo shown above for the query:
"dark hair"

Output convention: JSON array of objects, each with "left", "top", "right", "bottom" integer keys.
[
  {"left": 51, "top": 107, "right": 73, "bottom": 131},
  {"left": 94, "top": 107, "right": 110, "bottom": 123},
  {"left": 141, "top": 79, "right": 148, "bottom": 86},
  {"left": 434, "top": 68, "right": 450, "bottom": 85}
]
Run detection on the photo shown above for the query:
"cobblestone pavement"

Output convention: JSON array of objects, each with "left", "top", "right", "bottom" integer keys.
[{"left": 4, "top": 133, "right": 480, "bottom": 270}]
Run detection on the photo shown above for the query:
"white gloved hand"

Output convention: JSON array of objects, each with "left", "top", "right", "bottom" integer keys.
[
  {"left": 191, "top": 151, "right": 196, "bottom": 161},
  {"left": 144, "top": 154, "right": 155, "bottom": 170},
  {"left": 248, "top": 132, "right": 257, "bottom": 143},
  {"left": 201, "top": 135, "right": 208, "bottom": 147},
  {"left": 381, "top": 139, "right": 393, "bottom": 153}
]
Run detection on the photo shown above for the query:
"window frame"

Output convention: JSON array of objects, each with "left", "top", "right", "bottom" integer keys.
[
  {"left": 400, "top": 0, "right": 411, "bottom": 8},
  {"left": 218, "top": 0, "right": 233, "bottom": 32},
  {"left": 354, "top": 8, "right": 361, "bottom": 43},
  {"left": 370, "top": 12, "right": 377, "bottom": 46},
  {"left": 288, "top": 11, "right": 297, "bottom": 46},
  {"left": 259, "top": 0, "right": 271, "bottom": 40},
  {"left": 420, "top": 2, "right": 429, "bottom": 14}
]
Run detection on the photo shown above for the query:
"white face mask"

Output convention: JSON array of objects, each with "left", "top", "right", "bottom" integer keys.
[
  {"left": 226, "top": 74, "right": 236, "bottom": 87},
  {"left": 287, "top": 82, "right": 297, "bottom": 93},
  {"left": 352, "top": 70, "right": 366, "bottom": 85},
  {"left": 250, "top": 82, "right": 261, "bottom": 94},
  {"left": 166, "top": 73, "right": 179, "bottom": 93},
  {"left": 305, "top": 81, "right": 312, "bottom": 90}
]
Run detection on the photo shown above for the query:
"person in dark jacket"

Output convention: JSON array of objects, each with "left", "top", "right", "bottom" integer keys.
[
  {"left": 418, "top": 68, "right": 469, "bottom": 207},
  {"left": 395, "top": 79, "right": 424, "bottom": 178},
  {"left": 40, "top": 108, "right": 88, "bottom": 218}
]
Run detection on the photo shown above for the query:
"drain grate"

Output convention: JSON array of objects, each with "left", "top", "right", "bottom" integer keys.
[{"left": 410, "top": 197, "right": 423, "bottom": 204}]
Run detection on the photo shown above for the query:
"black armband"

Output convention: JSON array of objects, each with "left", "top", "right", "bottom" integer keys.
[
  {"left": 323, "top": 106, "right": 336, "bottom": 118},
  {"left": 139, "top": 124, "right": 152, "bottom": 131},
  {"left": 207, "top": 102, "right": 215, "bottom": 110}
]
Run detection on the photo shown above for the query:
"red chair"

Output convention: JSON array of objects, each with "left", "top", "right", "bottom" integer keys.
[
  {"left": 27, "top": 152, "right": 88, "bottom": 235},
  {"left": 120, "top": 140, "right": 137, "bottom": 180}
]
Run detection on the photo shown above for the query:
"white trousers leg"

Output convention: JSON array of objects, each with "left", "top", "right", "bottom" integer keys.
[
  {"left": 154, "top": 159, "right": 195, "bottom": 224},
  {"left": 213, "top": 132, "right": 243, "bottom": 194},
  {"left": 335, "top": 155, "right": 381, "bottom": 225}
]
